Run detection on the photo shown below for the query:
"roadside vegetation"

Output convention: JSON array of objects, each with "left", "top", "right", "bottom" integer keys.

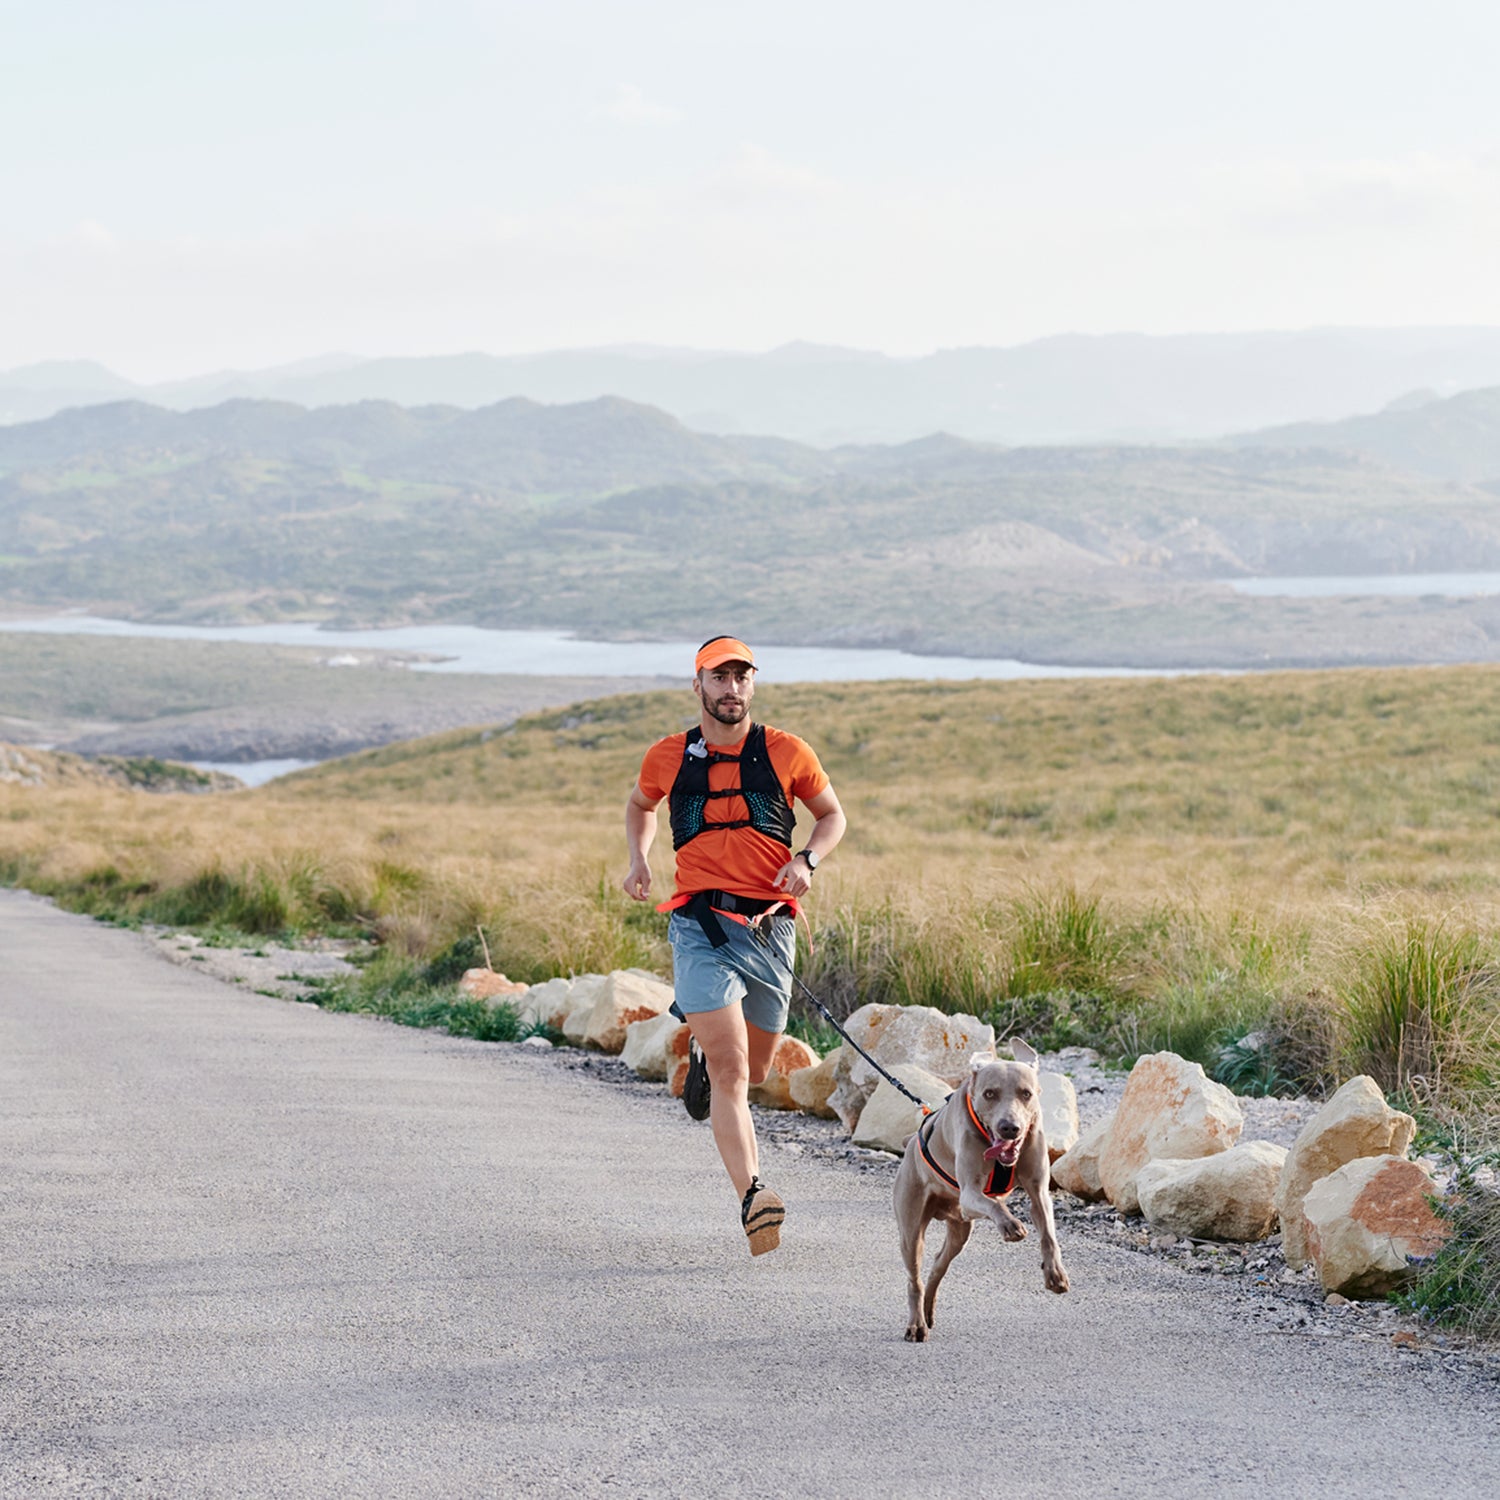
[{"left": 5, "top": 666, "right": 1499, "bottom": 1331}]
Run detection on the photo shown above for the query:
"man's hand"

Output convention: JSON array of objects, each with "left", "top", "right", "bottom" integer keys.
[
  {"left": 624, "top": 785, "right": 659, "bottom": 901},
  {"left": 622, "top": 857, "right": 653, "bottom": 902},
  {"left": 774, "top": 855, "right": 813, "bottom": 900}
]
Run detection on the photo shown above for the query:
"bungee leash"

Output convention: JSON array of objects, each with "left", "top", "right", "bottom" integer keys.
[{"left": 746, "top": 911, "right": 937, "bottom": 1118}]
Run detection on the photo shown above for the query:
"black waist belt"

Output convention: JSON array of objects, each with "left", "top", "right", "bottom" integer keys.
[{"left": 682, "top": 890, "right": 780, "bottom": 948}]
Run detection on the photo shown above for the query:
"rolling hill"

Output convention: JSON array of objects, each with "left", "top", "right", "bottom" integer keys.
[{"left": 1229, "top": 385, "right": 1500, "bottom": 484}]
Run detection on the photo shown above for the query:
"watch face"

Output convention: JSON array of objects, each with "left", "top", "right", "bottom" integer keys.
[{"left": 801, "top": 849, "right": 819, "bottom": 870}]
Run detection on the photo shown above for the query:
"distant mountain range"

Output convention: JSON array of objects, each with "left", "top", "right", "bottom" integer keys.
[
  {"left": 1229, "top": 385, "right": 1500, "bottom": 483},
  {"left": 9, "top": 327, "right": 1500, "bottom": 446},
  {"left": 7, "top": 388, "right": 1500, "bottom": 672},
  {"left": 6, "top": 378, "right": 1500, "bottom": 496}
]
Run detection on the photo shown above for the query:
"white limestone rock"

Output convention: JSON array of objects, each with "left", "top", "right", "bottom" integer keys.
[
  {"left": 581, "top": 970, "right": 676, "bottom": 1053},
  {"left": 828, "top": 1004, "right": 993, "bottom": 1132},
  {"left": 1097, "top": 1052, "right": 1243, "bottom": 1216},
  {"left": 1302, "top": 1155, "right": 1449, "bottom": 1297},
  {"left": 850, "top": 1065, "right": 952, "bottom": 1154},
  {"left": 621, "top": 1011, "right": 687, "bottom": 1081},
  {"left": 560, "top": 974, "right": 611, "bottom": 1045},
  {"left": 517, "top": 976, "right": 577, "bottom": 1032},
  {"left": 1050, "top": 1113, "right": 1114, "bottom": 1202},
  {"left": 748, "top": 1036, "right": 821, "bottom": 1111},
  {"left": 787, "top": 1047, "right": 842, "bottom": 1120},
  {"left": 1276, "top": 1075, "right": 1418, "bottom": 1270},
  {"left": 1136, "top": 1141, "right": 1287, "bottom": 1242},
  {"left": 1040, "top": 1071, "right": 1080, "bottom": 1161}
]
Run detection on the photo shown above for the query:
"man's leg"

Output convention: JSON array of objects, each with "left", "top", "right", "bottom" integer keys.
[
  {"left": 685, "top": 1002, "right": 758, "bottom": 1197},
  {"left": 745, "top": 1019, "right": 783, "bottom": 1087}
]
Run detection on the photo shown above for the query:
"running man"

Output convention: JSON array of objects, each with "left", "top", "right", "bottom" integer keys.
[{"left": 623, "top": 635, "right": 846, "bottom": 1255}]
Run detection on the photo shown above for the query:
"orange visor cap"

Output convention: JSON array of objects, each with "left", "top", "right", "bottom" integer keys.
[{"left": 695, "top": 637, "right": 756, "bottom": 673}]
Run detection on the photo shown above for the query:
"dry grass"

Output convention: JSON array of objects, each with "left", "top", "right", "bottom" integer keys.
[{"left": 5, "top": 666, "right": 1500, "bottom": 1117}]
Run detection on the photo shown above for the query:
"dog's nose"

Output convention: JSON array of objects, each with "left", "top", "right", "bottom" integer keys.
[{"left": 997, "top": 1122, "right": 1021, "bottom": 1139}]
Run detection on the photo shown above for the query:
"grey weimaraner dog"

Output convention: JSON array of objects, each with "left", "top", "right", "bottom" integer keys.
[{"left": 893, "top": 1039, "right": 1069, "bottom": 1341}]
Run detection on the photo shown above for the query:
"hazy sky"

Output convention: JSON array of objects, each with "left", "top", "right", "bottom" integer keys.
[{"left": 4, "top": 0, "right": 1498, "bottom": 380}]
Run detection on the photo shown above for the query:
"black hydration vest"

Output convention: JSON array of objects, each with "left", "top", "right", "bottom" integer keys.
[{"left": 669, "top": 724, "right": 795, "bottom": 851}]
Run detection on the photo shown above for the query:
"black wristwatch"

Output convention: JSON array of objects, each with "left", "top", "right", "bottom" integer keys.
[{"left": 795, "top": 848, "right": 820, "bottom": 871}]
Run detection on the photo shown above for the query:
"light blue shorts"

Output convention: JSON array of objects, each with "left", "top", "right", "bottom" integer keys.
[{"left": 668, "top": 908, "right": 796, "bottom": 1036}]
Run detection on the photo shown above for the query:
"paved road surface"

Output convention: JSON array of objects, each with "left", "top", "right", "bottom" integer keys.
[{"left": 2, "top": 888, "right": 1496, "bottom": 1498}]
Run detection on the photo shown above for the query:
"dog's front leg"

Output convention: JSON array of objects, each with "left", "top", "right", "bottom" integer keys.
[
  {"left": 958, "top": 1185, "right": 1027, "bottom": 1241},
  {"left": 1024, "top": 1179, "right": 1070, "bottom": 1294},
  {"left": 895, "top": 1162, "right": 934, "bottom": 1341}
]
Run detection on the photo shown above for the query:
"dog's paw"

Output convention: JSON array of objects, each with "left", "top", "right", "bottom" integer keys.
[
  {"left": 999, "top": 1217, "right": 1028, "bottom": 1243},
  {"left": 1044, "top": 1264, "right": 1070, "bottom": 1295},
  {"left": 904, "top": 1323, "right": 930, "bottom": 1343}
]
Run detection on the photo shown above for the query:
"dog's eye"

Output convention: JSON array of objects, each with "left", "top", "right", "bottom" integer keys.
[
  {"left": 983, "top": 1089, "right": 999, "bottom": 1101},
  {"left": 1017, "top": 1089, "right": 1032, "bottom": 1102}
]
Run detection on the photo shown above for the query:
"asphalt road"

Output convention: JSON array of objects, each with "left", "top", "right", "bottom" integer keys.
[{"left": 2, "top": 887, "right": 1497, "bottom": 1499}]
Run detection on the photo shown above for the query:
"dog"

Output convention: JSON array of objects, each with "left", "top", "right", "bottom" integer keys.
[{"left": 893, "top": 1039, "right": 1069, "bottom": 1341}]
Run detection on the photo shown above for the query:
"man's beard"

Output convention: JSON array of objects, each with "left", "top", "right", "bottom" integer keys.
[{"left": 704, "top": 695, "right": 747, "bottom": 725}]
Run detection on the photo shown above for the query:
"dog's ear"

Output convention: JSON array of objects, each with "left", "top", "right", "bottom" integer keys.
[
  {"left": 968, "top": 1051, "right": 994, "bottom": 1075},
  {"left": 1008, "top": 1038, "right": 1039, "bottom": 1070}
]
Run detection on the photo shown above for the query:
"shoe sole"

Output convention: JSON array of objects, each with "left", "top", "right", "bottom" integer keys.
[
  {"left": 744, "top": 1187, "right": 785, "bottom": 1257},
  {"left": 683, "top": 1044, "right": 711, "bottom": 1122}
]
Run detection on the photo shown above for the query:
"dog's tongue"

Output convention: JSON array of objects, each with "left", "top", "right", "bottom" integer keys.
[{"left": 984, "top": 1137, "right": 1020, "bottom": 1165}]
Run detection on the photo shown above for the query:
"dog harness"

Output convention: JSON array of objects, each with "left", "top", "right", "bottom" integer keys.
[
  {"left": 916, "top": 1089, "right": 1021, "bottom": 1198},
  {"left": 668, "top": 724, "right": 795, "bottom": 851}
]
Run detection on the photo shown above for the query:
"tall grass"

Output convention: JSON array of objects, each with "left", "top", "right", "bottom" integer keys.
[{"left": 1337, "top": 919, "right": 1500, "bottom": 1111}]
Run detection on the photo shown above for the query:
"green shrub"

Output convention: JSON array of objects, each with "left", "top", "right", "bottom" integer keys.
[
  {"left": 1398, "top": 1165, "right": 1500, "bottom": 1341},
  {"left": 1003, "top": 887, "right": 1125, "bottom": 1001},
  {"left": 1340, "top": 920, "right": 1500, "bottom": 1098},
  {"left": 420, "top": 932, "right": 488, "bottom": 986}
]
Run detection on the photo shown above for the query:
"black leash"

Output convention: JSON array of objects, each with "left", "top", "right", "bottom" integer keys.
[{"left": 748, "top": 917, "right": 937, "bottom": 1118}]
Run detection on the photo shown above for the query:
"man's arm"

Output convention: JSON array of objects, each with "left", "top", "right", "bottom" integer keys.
[
  {"left": 774, "top": 784, "right": 847, "bottom": 899},
  {"left": 623, "top": 783, "right": 660, "bottom": 901}
]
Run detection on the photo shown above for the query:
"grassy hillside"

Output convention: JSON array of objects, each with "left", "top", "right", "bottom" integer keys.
[{"left": 5, "top": 668, "right": 1499, "bottom": 1135}]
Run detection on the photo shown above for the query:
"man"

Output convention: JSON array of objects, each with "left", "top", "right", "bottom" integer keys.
[{"left": 623, "top": 635, "right": 846, "bottom": 1256}]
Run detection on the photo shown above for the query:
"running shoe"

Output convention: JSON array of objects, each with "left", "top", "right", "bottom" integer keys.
[
  {"left": 683, "top": 1038, "right": 711, "bottom": 1121},
  {"left": 741, "top": 1177, "right": 785, "bottom": 1256}
]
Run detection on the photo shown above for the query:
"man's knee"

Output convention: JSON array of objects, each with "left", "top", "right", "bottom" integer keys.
[{"left": 706, "top": 1047, "right": 750, "bottom": 1091}]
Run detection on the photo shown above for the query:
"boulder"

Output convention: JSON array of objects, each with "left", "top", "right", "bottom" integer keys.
[
  {"left": 621, "top": 1011, "right": 688, "bottom": 1081},
  {"left": 458, "top": 968, "right": 529, "bottom": 1001},
  {"left": 1050, "top": 1114, "right": 1114, "bottom": 1202},
  {"left": 1040, "top": 1071, "right": 1080, "bottom": 1161},
  {"left": 1097, "top": 1052, "right": 1243, "bottom": 1216},
  {"left": 788, "top": 1046, "right": 842, "bottom": 1119},
  {"left": 1276, "top": 1075, "right": 1418, "bottom": 1270},
  {"left": 519, "top": 976, "right": 578, "bottom": 1032},
  {"left": 667, "top": 1026, "right": 695, "bottom": 1098},
  {"left": 1303, "top": 1155, "right": 1449, "bottom": 1297},
  {"left": 850, "top": 1066, "right": 952, "bottom": 1154},
  {"left": 560, "top": 974, "right": 611, "bottom": 1045},
  {"left": 1136, "top": 1141, "right": 1287, "bottom": 1242},
  {"left": 748, "top": 1036, "right": 821, "bottom": 1110},
  {"left": 828, "top": 1004, "right": 993, "bottom": 1132},
  {"left": 580, "top": 970, "right": 676, "bottom": 1053}
]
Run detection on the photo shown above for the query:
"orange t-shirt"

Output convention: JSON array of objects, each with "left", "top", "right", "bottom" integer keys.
[{"left": 636, "top": 723, "right": 830, "bottom": 901}]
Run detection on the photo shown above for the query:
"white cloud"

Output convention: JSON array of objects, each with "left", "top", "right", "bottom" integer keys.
[
  {"left": 600, "top": 83, "right": 682, "bottom": 125},
  {"left": 1208, "top": 151, "right": 1500, "bottom": 236}
]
